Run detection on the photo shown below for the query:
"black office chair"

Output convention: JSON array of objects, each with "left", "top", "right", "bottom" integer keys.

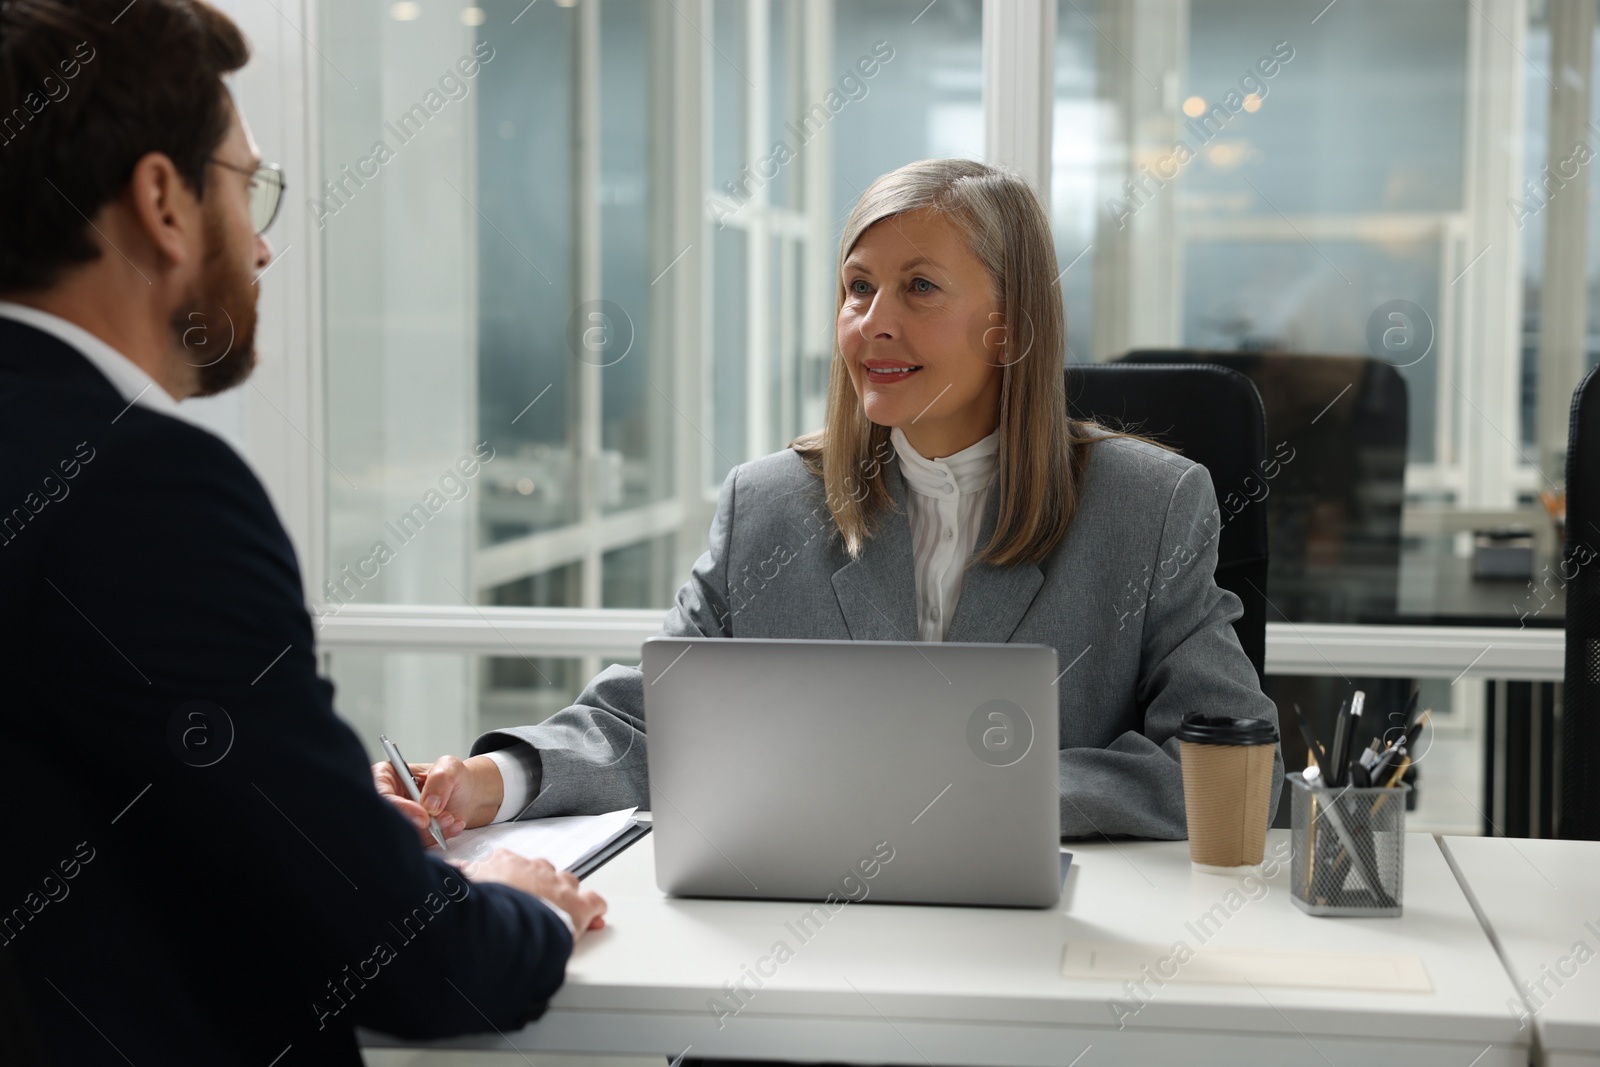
[
  {"left": 1111, "top": 350, "right": 1422, "bottom": 812},
  {"left": 1563, "top": 364, "right": 1600, "bottom": 840},
  {"left": 1119, "top": 349, "right": 1408, "bottom": 626},
  {"left": 1065, "top": 363, "right": 1270, "bottom": 681}
]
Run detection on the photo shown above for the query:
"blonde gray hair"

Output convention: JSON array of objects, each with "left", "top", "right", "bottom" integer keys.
[{"left": 792, "top": 158, "right": 1102, "bottom": 566}]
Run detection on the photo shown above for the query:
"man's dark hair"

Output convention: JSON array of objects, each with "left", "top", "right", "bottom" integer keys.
[{"left": 0, "top": 0, "right": 249, "bottom": 292}]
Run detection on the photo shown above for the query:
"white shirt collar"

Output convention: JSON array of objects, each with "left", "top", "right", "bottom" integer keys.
[
  {"left": 890, "top": 426, "right": 1000, "bottom": 498},
  {"left": 0, "top": 301, "right": 183, "bottom": 418}
]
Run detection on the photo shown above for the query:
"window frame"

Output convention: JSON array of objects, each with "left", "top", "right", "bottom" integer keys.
[{"left": 231, "top": 0, "right": 1560, "bottom": 687}]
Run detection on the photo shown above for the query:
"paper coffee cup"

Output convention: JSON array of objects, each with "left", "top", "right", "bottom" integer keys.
[{"left": 1177, "top": 714, "right": 1278, "bottom": 871}]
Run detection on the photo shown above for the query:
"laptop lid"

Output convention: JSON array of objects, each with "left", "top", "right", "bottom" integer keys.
[{"left": 642, "top": 637, "right": 1061, "bottom": 908}]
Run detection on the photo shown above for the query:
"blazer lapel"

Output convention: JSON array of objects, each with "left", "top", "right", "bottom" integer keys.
[
  {"left": 943, "top": 487, "right": 1045, "bottom": 644},
  {"left": 831, "top": 467, "right": 920, "bottom": 641}
]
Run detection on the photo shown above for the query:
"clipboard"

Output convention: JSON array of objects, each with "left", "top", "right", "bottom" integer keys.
[{"left": 572, "top": 821, "right": 652, "bottom": 880}]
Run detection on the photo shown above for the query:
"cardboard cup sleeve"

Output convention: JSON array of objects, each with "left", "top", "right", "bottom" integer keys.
[{"left": 1177, "top": 714, "right": 1278, "bottom": 870}]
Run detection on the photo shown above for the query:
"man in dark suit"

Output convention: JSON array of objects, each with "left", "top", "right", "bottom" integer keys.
[{"left": 0, "top": 1, "right": 605, "bottom": 1063}]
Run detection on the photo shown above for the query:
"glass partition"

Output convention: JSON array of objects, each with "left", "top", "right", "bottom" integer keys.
[{"left": 1053, "top": 0, "right": 1577, "bottom": 630}]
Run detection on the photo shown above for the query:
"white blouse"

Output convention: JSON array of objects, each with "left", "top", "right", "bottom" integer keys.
[
  {"left": 486, "top": 427, "right": 1001, "bottom": 822},
  {"left": 888, "top": 426, "right": 1000, "bottom": 642}
]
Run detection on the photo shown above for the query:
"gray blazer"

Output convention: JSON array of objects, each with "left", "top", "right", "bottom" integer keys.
[{"left": 473, "top": 436, "right": 1283, "bottom": 840}]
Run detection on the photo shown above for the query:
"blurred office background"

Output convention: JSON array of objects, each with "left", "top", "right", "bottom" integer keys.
[{"left": 201, "top": 0, "right": 1578, "bottom": 844}]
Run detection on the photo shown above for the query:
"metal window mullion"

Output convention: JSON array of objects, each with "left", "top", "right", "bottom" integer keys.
[
  {"left": 314, "top": 611, "right": 1566, "bottom": 680},
  {"left": 473, "top": 499, "right": 685, "bottom": 591},
  {"left": 646, "top": 0, "right": 676, "bottom": 551},
  {"left": 1458, "top": 0, "right": 1527, "bottom": 509},
  {"left": 1436, "top": 217, "right": 1466, "bottom": 470},
  {"left": 745, "top": 0, "right": 772, "bottom": 457},
  {"left": 698, "top": 0, "right": 717, "bottom": 500},
  {"left": 463, "top": 11, "right": 484, "bottom": 732},
  {"left": 292, "top": 0, "right": 327, "bottom": 607},
  {"left": 1181, "top": 213, "right": 1454, "bottom": 241},
  {"left": 800, "top": 0, "right": 833, "bottom": 436},
  {"left": 236, "top": 0, "right": 323, "bottom": 603},
  {"left": 779, "top": 234, "right": 796, "bottom": 440},
  {"left": 572, "top": 0, "right": 603, "bottom": 686},
  {"left": 654, "top": 0, "right": 709, "bottom": 585},
  {"left": 982, "top": 0, "right": 1056, "bottom": 206},
  {"left": 1537, "top": 0, "right": 1595, "bottom": 483},
  {"left": 574, "top": 0, "right": 604, "bottom": 619},
  {"left": 1087, "top": 0, "right": 1186, "bottom": 360},
  {"left": 1262, "top": 623, "right": 1561, "bottom": 682}
]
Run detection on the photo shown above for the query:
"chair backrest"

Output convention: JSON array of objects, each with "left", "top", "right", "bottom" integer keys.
[
  {"left": 1119, "top": 349, "right": 1408, "bottom": 625},
  {"left": 1065, "top": 362, "right": 1270, "bottom": 681},
  {"left": 1563, "top": 365, "right": 1600, "bottom": 840}
]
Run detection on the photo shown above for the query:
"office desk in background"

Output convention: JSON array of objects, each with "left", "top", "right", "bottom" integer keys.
[
  {"left": 1443, "top": 836, "right": 1600, "bottom": 1067},
  {"left": 1395, "top": 548, "right": 1565, "bottom": 627},
  {"left": 364, "top": 830, "right": 1527, "bottom": 1066},
  {"left": 1391, "top": 549, "right": 1564, "bottom": 838}
]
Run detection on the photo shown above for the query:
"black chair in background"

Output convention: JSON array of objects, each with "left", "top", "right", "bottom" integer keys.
[
  {"left": 1066, "top": 362, "right": 1284, "bottom": 825},
  {"left": 1085, "top": 351, "right": 1414, "bottom": 819},
  {"left": 1065, "top": 363, "right": 1271, "bottom": 682},
  {"left": 1120, "top": 349, "right": 1409, "bottom": 626},
  {"left": 1563, "top": 365, "right": 1600, "bottom": 840}
]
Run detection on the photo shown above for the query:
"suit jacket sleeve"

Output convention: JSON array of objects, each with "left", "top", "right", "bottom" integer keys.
[
  {"left": 1057, "top": 462, "right": 1284, "bottom": 839},
  {"left": 470, "top": 469, "right": 739, "bottom": 816},
  {"left": 54, "top": 417, "right": 573, "bottom": 1040}
]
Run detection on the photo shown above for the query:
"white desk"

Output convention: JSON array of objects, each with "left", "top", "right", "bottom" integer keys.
[
  {"left": 1443, "top": 836, "right": 1600, "bottom": 1067},
  {"left": 364, "top": 830, "right": 1528, "bottom": 1065}
]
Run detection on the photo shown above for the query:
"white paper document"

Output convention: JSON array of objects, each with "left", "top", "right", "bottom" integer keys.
[
  {"left": 1061, "top": 941, "right": 1432, "bottom": 992},
  {"left": 447, "top": 807, "right": 638, "bottom": 872}
]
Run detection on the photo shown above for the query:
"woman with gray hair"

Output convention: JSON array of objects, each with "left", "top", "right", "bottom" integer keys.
[{"left": 378, "top": 158, "right": 1281, "bottom": 849}]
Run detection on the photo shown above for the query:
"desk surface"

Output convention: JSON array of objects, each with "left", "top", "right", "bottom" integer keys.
[
  {"left": 1443, "top": 836, "right": 1600, "bottom": 1065},
  {"left": 368, "top": 830, "right": 1528, "bottom": 1066},
  {"left": 1394, "top": 548, "right": 1565, "bottom": 626}
]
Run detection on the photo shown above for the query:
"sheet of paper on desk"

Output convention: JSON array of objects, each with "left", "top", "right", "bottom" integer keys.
[
  {"left": 1061, "top": 942, "right": 1431, "bottom": 992},
  {"left": 448, "top": 807, "right": 638, "bottom": 871}
]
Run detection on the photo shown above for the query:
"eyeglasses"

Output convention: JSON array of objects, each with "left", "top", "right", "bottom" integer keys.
[{"left": 209, "top": 158, "right": 286, "bottom": 235}]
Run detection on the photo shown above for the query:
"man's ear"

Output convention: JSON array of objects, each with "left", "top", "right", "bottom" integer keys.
[{"left": 123, "top": 151, "right": 200, "bottom": 271}]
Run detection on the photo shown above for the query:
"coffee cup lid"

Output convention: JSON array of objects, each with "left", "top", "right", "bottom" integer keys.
[{"left": 1176, "top": 714, "right": 1278, "bottom": 746}]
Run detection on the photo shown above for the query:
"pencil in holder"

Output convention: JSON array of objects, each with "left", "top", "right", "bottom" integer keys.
[{"left": 1289, "top": 775, "right": 1409, "bottom": 917}]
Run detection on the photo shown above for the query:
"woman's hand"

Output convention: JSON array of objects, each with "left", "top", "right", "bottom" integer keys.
[
  {"left": 452, "top": 850, "right": 608, "bottom": 937},
  {"left": 372, "top": 754, "right": 505, "bottom": 846}
]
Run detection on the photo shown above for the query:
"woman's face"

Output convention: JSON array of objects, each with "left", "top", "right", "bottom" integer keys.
[{"left": 837, "top": 208, "right": 1005, "bottom": 458}]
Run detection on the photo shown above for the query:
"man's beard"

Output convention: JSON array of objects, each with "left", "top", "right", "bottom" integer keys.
[{"left": 170, "top": 206, "right": 259, "bottom": 397}]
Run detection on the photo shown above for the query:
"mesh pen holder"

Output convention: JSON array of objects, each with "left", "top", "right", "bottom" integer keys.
[{"left": 1290, "top": 775, "right": 1410, "bottom": 917}]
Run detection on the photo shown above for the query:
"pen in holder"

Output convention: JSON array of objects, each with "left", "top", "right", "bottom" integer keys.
[{"left": 1290, "top": 775, "right": 1409, "bottom": 917}]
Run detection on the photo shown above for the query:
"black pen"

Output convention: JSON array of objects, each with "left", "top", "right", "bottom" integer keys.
[
  {"left": 1295, "top": 704, "right": 1327, "bottom": 770},
  {"left": 1403, "top": 709, "right": 1431, "bottom": 753},
  {"left": 1343, "top": 691, "right": 1366, "bottom": 787},
  {"left": 1328, "top": 698, "right": 1352, "bottom": 787},
  {"left": 1399, "top": 689, "right": 1420, "bottom": 730}
]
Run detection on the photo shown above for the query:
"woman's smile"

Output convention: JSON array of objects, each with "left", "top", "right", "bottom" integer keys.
[{"left": 862, "top": 358, "right": 924, "bottom": 383}]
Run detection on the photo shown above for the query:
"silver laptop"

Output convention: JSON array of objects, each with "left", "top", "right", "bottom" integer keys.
[{"left": 641, "top": 637, "right": 1061, "bottom": 908}]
